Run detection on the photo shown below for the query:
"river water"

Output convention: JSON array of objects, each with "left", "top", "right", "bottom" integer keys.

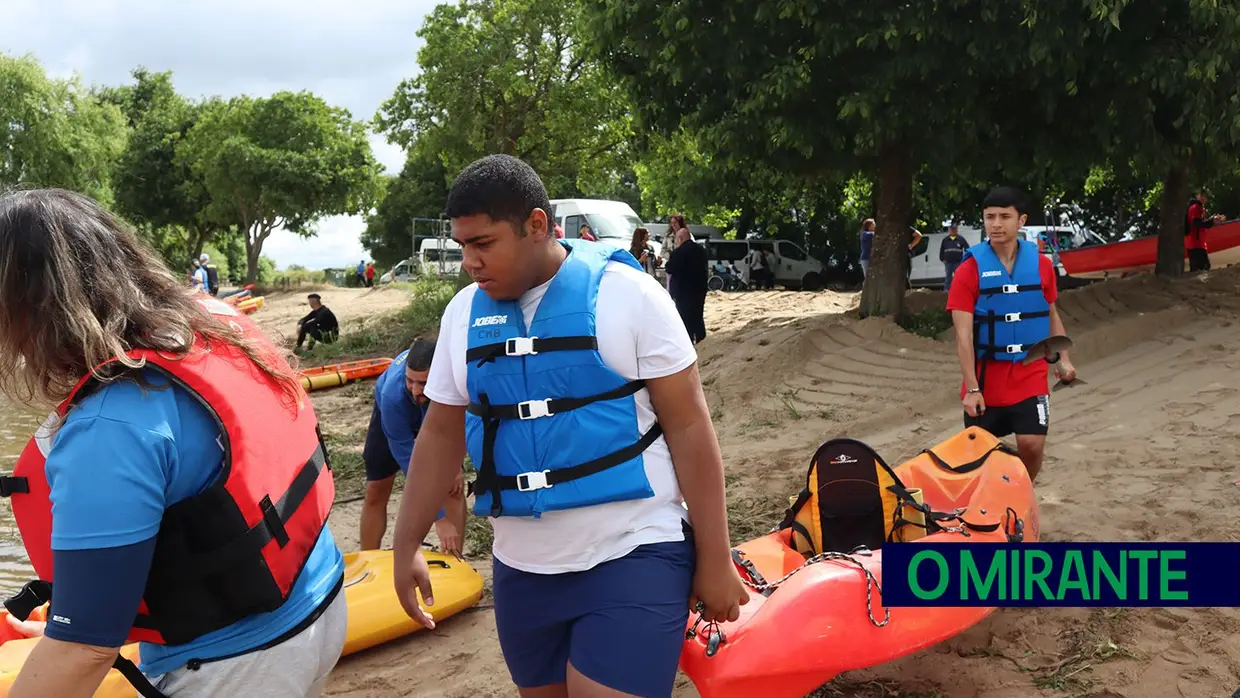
[{"left": 0, "top": 401, "right": 41, "bottom": 596}]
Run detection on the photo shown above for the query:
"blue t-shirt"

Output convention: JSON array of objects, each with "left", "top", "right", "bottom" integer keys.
[
  {"left": 860, "top": 229, "right": 874, "bottom": 261},
  {"left": 42, "top": 369, "right": 344, "bottom": 677},
  {"left": 375, "top": 349, "right": 429, "bottom": 475}
]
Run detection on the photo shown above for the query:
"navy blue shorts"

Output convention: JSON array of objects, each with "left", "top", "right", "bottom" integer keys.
[
  {"left": 492, "top": 533, "right": 696, "bottom": 697},
  {"left": 362, "top": 399, "right": 401, "bottom": 482}
]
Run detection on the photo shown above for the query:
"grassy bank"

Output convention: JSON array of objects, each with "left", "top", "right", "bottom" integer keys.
[{"left": 301, "top": 275, "right": 459, "bottom": 365}]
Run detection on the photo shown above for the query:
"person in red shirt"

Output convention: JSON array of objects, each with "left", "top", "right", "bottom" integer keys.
[
  {"left": 946, "top": 186, "right": 1076, "bottom": 482},
  {"left": 1185, "top": 189, "right": 1225, "bottom": 272}
]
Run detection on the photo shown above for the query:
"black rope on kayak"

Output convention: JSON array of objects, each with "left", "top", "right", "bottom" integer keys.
[{"left": 688, "top": 547, "right": 890, "bottom": 659}]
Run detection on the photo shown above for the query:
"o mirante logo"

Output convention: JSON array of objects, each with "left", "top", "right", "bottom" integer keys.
[{"left": 883, "top": 542, "right": 1240, "bottom": 608}]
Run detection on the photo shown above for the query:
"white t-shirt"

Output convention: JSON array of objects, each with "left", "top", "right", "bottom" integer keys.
[{"left": 424, "top": 260, "right": 696, "bottom": 574}]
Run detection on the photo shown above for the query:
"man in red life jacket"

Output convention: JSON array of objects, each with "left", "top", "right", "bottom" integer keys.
[{"left": 1186, "top": 188, "right": 1226, "bottom": 272}]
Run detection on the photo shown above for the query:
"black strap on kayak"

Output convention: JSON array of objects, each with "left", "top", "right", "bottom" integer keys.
[
  {"left": 731, "top": 549, "right": 774, "bottom": 598},
  {"left": 112, "top": 656, "right": 170, "bottom": 698}
]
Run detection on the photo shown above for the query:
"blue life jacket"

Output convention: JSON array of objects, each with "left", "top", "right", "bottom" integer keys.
[
  {"left": 964, "top": 239, "right": 1050, "bottom": 363},
  {"left": 463, "top": 239, "right": 660, "bottom": 518}
]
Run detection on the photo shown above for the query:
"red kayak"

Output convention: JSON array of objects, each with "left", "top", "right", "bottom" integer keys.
[
  {"left": 680, "top": 428, "right": 1039, "bottom": 698},
  {"left": 1057, "top": 219, "right": 1240, "bottom": 279}
]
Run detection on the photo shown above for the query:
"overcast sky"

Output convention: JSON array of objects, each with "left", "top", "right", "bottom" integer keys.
[{"left": 0, "top": 0, "right": 439, "bottom": 269}]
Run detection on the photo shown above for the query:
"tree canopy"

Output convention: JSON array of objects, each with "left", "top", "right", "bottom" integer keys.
[{"left": 181, "top": 91, "right": 381, "bottom": 282}]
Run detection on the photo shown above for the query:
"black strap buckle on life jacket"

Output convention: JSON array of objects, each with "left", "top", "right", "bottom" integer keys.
[
  {"left": 973, "top": 277, "right": 1048, "bottom": 392},
  {"left": 465, "top": 335, "right": 600, "bottom": 367},
  {"left": 464, "top": 334, "right": 660, "bottom": 517},
  {"left": 0, "top": 475, "right": 29, "bottom": 498}
]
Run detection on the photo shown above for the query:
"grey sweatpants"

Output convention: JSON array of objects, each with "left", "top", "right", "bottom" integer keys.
[{"left": 149, "top": 591, "right": 348, "bottom": 697}]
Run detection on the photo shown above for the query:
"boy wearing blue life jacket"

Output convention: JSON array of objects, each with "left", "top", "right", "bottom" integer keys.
[
  {"left": 389, "top": 154, "right": 749, "bottom": 697},
  {"left": 946, "top": 186, "right": 1076, "bottom": 482},
  {"left": 360, "top": 338, "right": 464, "bottom": 553}
]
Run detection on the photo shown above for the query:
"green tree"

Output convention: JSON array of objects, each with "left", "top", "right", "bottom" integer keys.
[
  {"left": 106, "top": 68, "right": 220, "bottom": 263},
  {"left": 585, "top": 1, "right": 1126, "bottom": 318},
  {"left": 361, "top": 142, "right": 451, "bottom": 268},
  {"left": 1077, "top": 2, "right": 1240, "bottom": 277},
  {"left": 0, "top": 52, "right": 128, "bottom": 204},
  {"left": 181, "top": 91, "right": 381, "bottom": 283},
  {"left": 375, "top": 0, "right": 634, "bottom": 199}
]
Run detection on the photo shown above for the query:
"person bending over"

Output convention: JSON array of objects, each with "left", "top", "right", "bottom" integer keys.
[{"left": 360, "top": 338, "right": 465, "bottom": 554}]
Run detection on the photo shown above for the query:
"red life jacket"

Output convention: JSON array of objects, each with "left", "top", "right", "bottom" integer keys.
[{"left": 0, "top": 297, "right": 335, "bottom": 647}]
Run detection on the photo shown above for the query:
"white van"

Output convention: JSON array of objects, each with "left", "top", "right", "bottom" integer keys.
[
  {"left": 701, "top": 238, "right": 827, "bottom": 290},
  {"left": 378, "top": 238, "right": 464, "bottom": 283},
  {"left": 549, "top": 198, "right": 662, "bottom": 260}
]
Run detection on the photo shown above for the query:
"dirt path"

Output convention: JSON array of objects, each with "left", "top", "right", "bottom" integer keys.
[{"left": 266, "top": 269, "right": 1240, "bottom": 698}]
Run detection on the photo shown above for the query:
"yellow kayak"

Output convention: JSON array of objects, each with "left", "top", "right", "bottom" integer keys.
[
  {"left": 342, "top": 548, "right": 485, "bottom": 656},
  {"left": 0, "top": 549, "right": 483, "bottom": 695},
  {"left": 0, "top": 607, "right": 140, "bottom": 697}
]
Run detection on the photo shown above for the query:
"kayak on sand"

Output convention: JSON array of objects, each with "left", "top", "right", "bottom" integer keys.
[
  {"left": 298, "top": 358, "right": 393, "bottom": 392},
  {"left": 680, "top": 426, "right": 1039, "bottom": 698},
  {"left": 0, "top": 548, "right": 484, "bottom": 697}
]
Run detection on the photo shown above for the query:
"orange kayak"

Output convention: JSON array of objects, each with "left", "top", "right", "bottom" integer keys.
[
  {"left": 680, "top": 427, "right": 1039, "bottom": 698},
  {"left": 0, "top": 606, "right": 139, "bottom": 697},
  {"left": 299, "top": 358, "right": 392, "bottom": 391}
]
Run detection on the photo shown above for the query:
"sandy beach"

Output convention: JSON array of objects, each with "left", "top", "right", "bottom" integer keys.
[{"left": 250, "top": 268, "right": 1240, "bottom": 698}]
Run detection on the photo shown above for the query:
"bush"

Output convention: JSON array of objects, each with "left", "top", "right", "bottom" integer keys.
[{"left": 900, "top": 308, "right": 953, "bottom": 339}]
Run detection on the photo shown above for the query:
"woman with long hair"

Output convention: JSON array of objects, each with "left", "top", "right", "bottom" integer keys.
[
  {"left": 628, "top": 226, "right": 657, "bottom": 275},
  {"left": 0, "top": 188, "right": 346, "bottom": 698}
]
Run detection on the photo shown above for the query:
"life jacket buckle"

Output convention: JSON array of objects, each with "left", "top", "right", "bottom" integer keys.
[
  {"left": 1005, "top": 343, "right": 1023, "bottom": 354},
  {"left": 516, "top": 469, "right": 552, "bottom": 492},
  {"left": 1001, "top": 284, "right": 1019, "bottom": 293},
  {"left": 505, "top": 336, "right": 538, "bottom": 357},
  {"left": 517, "top": 398, "right": 553, "bottom": 420},
  {"left": 1004, "top": 312, "right": 1022, "bottom": 322}
]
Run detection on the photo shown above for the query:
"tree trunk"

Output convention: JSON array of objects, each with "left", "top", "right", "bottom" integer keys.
[
  {"left": 859, "top": 141, "right": 915, "bottom": 320},
  {"left": 245, "top": 229, "right": 260, "bottom": 285},
  {"left": 1154, "top": 158, "right": 1190, "bottom": 278}
]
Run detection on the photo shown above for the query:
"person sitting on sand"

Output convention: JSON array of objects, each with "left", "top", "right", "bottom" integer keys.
[
  {"left": 388, "top": 154, "right": 748, "bottom": 698},
  {"left": 0, "top": 188, "right": 346, "bottom": 697},
  {"left": 947, "top": 186, "right": 1076, "bottom": 483},
  {"left": 295, "top": 293, "right": 340, "bottom": 351},
  {"left": 360, "top": 337, "right": 465, "bottom": 554}
]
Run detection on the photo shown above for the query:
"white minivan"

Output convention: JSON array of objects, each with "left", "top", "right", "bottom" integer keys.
[
  {"left": 701, "top": 238, "right": 827, "bottom": 290},
  {"left": 379, "top": 238, "right": 464, "bottom": 283},
  {"left": 549, "top": 198, "right": 662, "bottom": 260}
]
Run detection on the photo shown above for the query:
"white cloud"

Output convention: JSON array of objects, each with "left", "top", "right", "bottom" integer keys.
[{"left": 0, "top": 0, "right": 436, "bottom": 269}]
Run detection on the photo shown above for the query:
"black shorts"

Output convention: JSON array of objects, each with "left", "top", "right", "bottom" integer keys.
[
  {"left": 964, "top": 394, "right": 1050, "bottom": 437},
  {"left": 362, "top": 400, "right": 401, "bottom": 482},
  {"left": 1188, "top": 248, "right": 1211, "bottom": 272}
]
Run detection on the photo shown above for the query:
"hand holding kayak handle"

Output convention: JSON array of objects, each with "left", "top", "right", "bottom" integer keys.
[{"left": 395, "top": 548, "right": 437, "bottom": 630}]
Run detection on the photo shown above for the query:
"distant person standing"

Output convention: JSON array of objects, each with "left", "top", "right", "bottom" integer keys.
[
  {"left": 356, "top": 260, "right": 366, "bottom": 286},
  {"left": 859, "top": 218, "right": 875, "bottom": 278},
  {"left": 939, "top": 225, "right": 969, "bottom": 291},
  {"left": 198, "top": 253, "right": 220, "bottom": 296},
  {"left": 578, "top": 224, "right": 597, "bottom": 242},
  {"left": 630, "top": 226, "right": 658, "bottom": 275},
  {"left": 365, "top": 262, "right": 376, "bottom": 287},
  {"left": 295, "top": 293, "right": 340, "bottom": 351},
  {"left": 1186, "top": 189, "right": 1225, "bottom": 272},
  {"left": 666, "top": 227, "right": 709, "bottom": 343}
]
